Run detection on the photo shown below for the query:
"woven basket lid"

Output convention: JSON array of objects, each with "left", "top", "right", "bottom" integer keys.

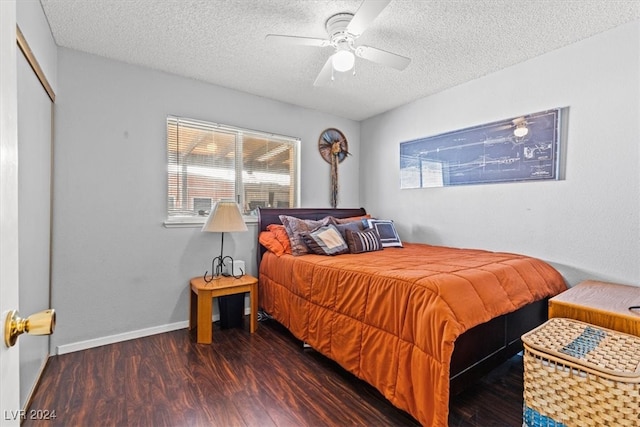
[{"left": 522, "top": 317, "right": 640, "bottom": 378}]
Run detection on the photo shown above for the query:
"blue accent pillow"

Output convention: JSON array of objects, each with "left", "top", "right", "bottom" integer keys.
[{"left": 333, "top": 221, "right": 364, "bottom": 240}]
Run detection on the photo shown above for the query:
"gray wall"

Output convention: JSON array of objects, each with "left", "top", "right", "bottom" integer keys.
[
  {"left": 361, "top": 21, "right": 640, "bottom": 287},
  {"left": 51, "top": 48, "right": 361, "bottom": 352}
]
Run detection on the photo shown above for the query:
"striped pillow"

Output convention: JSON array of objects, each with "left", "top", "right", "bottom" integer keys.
[{"left": 345, "top": 228, "right": 383, "bottom": 254}]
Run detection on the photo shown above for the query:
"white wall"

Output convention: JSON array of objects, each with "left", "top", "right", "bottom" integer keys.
[
  {"left": 51, "top": 48, "right": 360, "bottom": 351},
  {"left": 361, "top": 21, "right": 640, "bottom": 287}
]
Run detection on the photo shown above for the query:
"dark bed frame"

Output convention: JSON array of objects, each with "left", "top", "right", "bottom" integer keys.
[{"left": 256, "top": 207, "right": 548, "bottom": 396}]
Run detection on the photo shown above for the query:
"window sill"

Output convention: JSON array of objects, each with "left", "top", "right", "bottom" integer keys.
[{"left": 163, "top": 216, "right": 258, "bottom": 229}]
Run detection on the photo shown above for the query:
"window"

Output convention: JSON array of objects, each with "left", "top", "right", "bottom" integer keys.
[
  {"left": 166, "top": 116, "right": 299, "bottom": 223},
  {"left": 193, "top": 197, "right": 212, "bottom": 215}
]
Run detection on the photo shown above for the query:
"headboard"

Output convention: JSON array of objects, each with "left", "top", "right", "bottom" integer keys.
[{"left": 256, "top": 207, "right": 367, "bottom": 268}]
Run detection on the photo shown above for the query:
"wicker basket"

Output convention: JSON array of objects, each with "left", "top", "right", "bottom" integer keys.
[{"left": 521, "top": 317, "right": 640, "bottom": 427}]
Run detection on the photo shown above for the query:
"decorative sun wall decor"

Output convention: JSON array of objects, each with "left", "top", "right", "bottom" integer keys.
[{"left": 318, "top": 128, "right": 350, "bottom": 208}]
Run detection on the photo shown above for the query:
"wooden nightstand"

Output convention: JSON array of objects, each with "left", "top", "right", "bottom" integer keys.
[
  {"left": 549, "top": 280, "right": 640, "bottom": 337},
  {"left": 188, "top": 274, "right": 258, "bottom": 344}
]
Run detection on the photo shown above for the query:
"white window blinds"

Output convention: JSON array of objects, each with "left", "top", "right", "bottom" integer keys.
[{"left": 167, "top": 116, "right": 298, "bottom": 221}]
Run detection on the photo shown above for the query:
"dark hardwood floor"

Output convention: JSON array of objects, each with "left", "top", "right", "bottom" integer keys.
[{"left": 25, "top": 317, "right": 524, "bottom": 426}]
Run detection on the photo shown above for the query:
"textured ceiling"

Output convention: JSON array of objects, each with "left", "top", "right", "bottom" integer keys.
[{"left": 40, "top": 0, "right": 640, "bottom": 121}]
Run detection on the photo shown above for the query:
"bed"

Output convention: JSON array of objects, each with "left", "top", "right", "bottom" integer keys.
[{"left": 256, "top": 207, "right": 567, "bottom": 426}]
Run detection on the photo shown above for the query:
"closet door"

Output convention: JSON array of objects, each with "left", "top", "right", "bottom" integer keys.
[{"left": 17, "top": 47, "right": 53, "bottom": 408}]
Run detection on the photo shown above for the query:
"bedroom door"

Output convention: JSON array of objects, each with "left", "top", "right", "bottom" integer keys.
[
  {"left": 2, "top": 5, "right": 56, "bottom": 423},
  {"left": 1, "top": 1, "right": 22, "bottom": 424}
]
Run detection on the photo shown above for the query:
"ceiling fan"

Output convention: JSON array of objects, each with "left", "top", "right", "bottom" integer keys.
[{"left": 265, "top": 0, "right": 411, "bottom": 86}]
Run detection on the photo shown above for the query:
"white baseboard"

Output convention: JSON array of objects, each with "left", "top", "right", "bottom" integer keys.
[
  {"left": 56, "top": 307, "right": 251, "bottom": 355},
  {"left": 56, "top": 320, "right": 190, "bottom": 355}
]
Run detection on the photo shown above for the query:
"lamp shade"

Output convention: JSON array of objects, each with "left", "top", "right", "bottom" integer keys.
[{"left": 202, "top": 200, "right": 248, "bottom": 233}]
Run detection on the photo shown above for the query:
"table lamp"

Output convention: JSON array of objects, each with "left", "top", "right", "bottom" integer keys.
[{"left": 202, "top": 200, "right": 248, "bottom": 281}]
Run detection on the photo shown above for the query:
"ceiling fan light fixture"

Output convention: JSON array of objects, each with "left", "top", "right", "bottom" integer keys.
[
  {"left": 268, "top": 1, "right": 409, "bottom": 86},
  {"left": 332, "top": 50, "right": 355, "bottom": 72}
]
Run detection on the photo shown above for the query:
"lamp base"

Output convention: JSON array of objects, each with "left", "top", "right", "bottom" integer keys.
[
  {"left": 204, "top": 255, "right": 245, "bottom": 283},
  {"left": 225, "top": 260, "right": 245, "bottom": 277}
]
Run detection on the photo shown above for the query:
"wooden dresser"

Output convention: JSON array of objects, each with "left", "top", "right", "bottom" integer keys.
[{"left": 548, "top": 280, "right": 640, "bottom": 337}]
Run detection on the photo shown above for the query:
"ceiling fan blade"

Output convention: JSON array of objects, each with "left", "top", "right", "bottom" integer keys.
[
  {"left": 265, "top": 34, "right": 329, "bottom": 47},
  {"left": 313, "top": 56, "right": 334, "bottom": 87},
  {"left": 346, "top": 0, "right": 391, "bottom": 36},
  {"left": 355, "top": 45, "right": 411, "bottom": 70}
]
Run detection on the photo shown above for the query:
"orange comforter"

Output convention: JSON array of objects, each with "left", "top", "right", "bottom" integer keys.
[{"left": 259, "top": 243, "right": 566, "bottom": 426}]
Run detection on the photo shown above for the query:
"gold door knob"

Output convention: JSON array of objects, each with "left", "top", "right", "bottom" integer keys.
[{"left": 4, "top": 309, "right": 55, "bottom": 348}]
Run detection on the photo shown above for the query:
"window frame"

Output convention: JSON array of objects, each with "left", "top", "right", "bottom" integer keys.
[{"left": 164, "top": 116, "right": 300, "bottom": 228}]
